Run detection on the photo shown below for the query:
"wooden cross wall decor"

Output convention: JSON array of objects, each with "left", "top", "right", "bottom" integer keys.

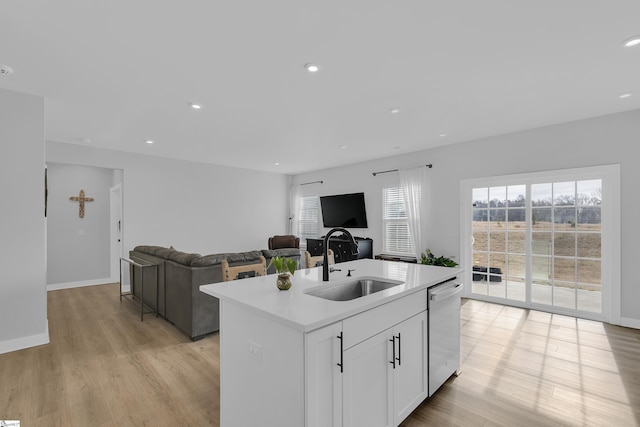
[{"left": 69, "top": 189, "right": 94, "bottom": 218}]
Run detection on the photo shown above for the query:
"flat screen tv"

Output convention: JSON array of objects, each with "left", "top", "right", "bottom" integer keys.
[{"left": 320, "top": 192, "right": 368, "bottom": 228}]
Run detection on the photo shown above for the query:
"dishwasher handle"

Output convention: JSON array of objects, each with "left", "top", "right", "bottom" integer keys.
[{"left": 429, "top": 282, "right": 463, "bottom": 302}]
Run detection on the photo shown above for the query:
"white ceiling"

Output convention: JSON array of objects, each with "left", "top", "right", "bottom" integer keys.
[{"left": 2, "top": 1, "right": 639, "bottom": 174}]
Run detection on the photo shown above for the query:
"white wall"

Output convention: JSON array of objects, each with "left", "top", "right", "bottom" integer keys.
[
  {"left": 46, "top": 163, "right": 113, "bottom": 285},
  {"left": 46, "top": 142, "right": 291, "bottom": 255},
  {"left": 0, "top": 89, "right": 48, "bottom": 353},
  {"left": 292, "top": 109, "right": 640, "bottom": 325}
]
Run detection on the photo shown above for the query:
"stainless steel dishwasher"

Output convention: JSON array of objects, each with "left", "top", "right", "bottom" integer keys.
[{"left": 428, "top": 279, "right": 464, "bottom": 396}]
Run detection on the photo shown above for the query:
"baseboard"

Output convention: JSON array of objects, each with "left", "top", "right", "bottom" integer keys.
[
  {"left": 0, "top": 320, "right": 49, "bottom": 355},
  {"left": 47, "top": 277, "right": 114, "bottom": 291},
  {"left": 620, "top": 317, "right": 640, "bottom": 330}
]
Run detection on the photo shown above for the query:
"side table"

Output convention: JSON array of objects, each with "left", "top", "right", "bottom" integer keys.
[{"left": 119, "top": 257, "right": 158, "bottom": 321}]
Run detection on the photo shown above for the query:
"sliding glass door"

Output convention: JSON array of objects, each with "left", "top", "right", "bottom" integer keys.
[
  {"left": 462, "top": 166, "right": 619, "bottom": 321},
  {"left": 471, "top": 185, "right": 527, "bottom": 302}
]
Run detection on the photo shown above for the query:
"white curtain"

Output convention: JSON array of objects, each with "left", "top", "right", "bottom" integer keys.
[
  {"left": 289, "top": 184, "right": 302, "bottom": 235},
  {"left": 399, "top": 166, "right": 428, "bottom": 260}
]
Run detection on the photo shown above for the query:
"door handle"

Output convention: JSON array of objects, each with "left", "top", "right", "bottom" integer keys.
[
  {"left": 430, "top": 283, "right": 463, "bottom": 301},
  {"left": 337, "top": 332, "right": 344, "bottom": 373},
  {"left": 389, "top": 335, "right": 396, "bottom": 369},
  {"left": 396, "top": 333, "right": 401, "bottom": 366}
]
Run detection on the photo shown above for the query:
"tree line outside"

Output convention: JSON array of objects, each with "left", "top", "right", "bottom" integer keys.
[{"left": 473, "top": 186, "right": 602, "bottom": 226}]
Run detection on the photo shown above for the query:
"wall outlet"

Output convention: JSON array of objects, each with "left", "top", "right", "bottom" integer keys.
[{"left": 248, "top": 340, "right": 262, "bottom": 364}]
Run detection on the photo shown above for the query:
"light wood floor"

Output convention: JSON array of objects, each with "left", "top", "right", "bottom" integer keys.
[
  {"left": 1, "top": 284, "right": 639, "bottom": 426},
  {"left": 402, "top": 299, "right": 640, "bottom": 427},
  {"left": 0, "top": 283, "right": 219, "bottom": 426}
]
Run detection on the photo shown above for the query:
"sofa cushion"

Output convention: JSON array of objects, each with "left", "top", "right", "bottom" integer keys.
[
  {"left": 243, "top": 250, "right": 264, "bottom": 261},
  {"left": 224, "top": 250, "right": 263, "bottom": 263},
  {"left": 155, "top": 247, "right": 176, "bottom": 259},
  {"left": 191, "top": 253, "right": 229, "bottom": 267},
  {"left": 262, "top": 248, "right": 301, "bottom": 258},
  {"left": 168, "top": 251, "right": 201, "bottom": 266},
  {"left": 133, "top": 245, "right": 166, "bottom": 256}
]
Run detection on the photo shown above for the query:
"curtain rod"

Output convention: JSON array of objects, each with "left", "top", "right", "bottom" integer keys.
[
  {"left": 372, "top": 164, "right": 433, "bottom": 176},
  {"left": 300, "top": 180, "right": 323, "bottom": 186}
]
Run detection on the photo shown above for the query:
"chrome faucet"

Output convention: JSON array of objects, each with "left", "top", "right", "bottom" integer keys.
[{"left": 323, "top": 227, "right": 359, "bottom": 281}]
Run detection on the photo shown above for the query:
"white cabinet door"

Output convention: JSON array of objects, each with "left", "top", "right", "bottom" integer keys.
[
  {"left": 305, "top": 299, "right": 429, "bottom": 427},
  {"left": 305, "top": 322, "right": 343, "bottom": 427},
  {"left": 392, "top": 311, "right": 428, "bottom": 425},
  {"left": 343, "top": 329, "right": 393, "bottom": 427},
  {"left": 342, "top": 310, "right": 429, "bottom": 427}
]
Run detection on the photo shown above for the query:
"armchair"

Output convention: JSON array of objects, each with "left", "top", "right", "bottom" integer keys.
[{"left": 268, "top": 235, "right": 300, "bottom": 250}]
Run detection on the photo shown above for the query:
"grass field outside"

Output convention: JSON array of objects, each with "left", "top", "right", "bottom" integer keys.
[{"left": 471, "top": 221, "right": 602, "bottom": 313}]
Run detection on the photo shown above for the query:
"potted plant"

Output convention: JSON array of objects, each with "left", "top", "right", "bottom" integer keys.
[
  {"left": 268, "top": 256, "right": 298, "bottom": 290},
  {"left": 420, "top": 248, "right": 459, "bottom": 267}
]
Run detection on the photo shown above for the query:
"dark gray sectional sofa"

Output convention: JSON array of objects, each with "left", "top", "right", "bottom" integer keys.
[{"left": 129, "top": 245, "right": 301, "bottom": 340}]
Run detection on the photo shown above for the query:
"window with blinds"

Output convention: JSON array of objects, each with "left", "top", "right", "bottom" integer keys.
[
  {"left": 298, "top": 195, "right": 319, "bottom": 248},
  {"left": 382, "top": 187, "right": 414, "bottom": 255}
]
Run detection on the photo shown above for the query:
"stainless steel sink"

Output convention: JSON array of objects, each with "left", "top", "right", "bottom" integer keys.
[{"left": 305, "top": 277, "right": 403, "bottom": 301}]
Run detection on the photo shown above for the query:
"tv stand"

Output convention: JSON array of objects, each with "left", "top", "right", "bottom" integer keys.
[{"left": 306, "top": 236, "right": 373, "bottom": 263}]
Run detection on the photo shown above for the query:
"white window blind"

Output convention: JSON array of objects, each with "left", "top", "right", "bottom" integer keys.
[
  {"left": 298, "top": 196, "right": 319, "bottom": 247},
  {"left": 382, "top": 187, "right": 414, "bottom": 255}
]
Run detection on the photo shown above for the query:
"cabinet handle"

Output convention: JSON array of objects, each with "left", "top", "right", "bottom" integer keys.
[
  {"left": 396, "top": 333, "right": 401, "bottom": 366},
  {"left": 389, "top": 336, "right": 396, "bottom": 369},
  {"left": 337, "top": 332, "right": 344, "bottom": 373}
]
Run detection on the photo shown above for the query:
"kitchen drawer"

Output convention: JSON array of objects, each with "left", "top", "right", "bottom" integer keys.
[{"left": 342, "top": 289, "right": 427, "bottom": 349}]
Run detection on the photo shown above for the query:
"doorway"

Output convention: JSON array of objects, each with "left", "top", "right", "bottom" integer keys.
[{"left": 46, "top": 164, "right": 123, "bottom": 289}]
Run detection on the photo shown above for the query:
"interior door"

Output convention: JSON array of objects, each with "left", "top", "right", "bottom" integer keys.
[{"left": 110, "top": 183, "right": 123, "bottom": 283}]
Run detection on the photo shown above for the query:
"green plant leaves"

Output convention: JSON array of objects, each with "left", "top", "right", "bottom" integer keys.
[
  {"left": 420, "top": 248, "right": 458, "bottom": 267},
  {"left": 268, "top": 256, "right": 298, "bottom": 275}
]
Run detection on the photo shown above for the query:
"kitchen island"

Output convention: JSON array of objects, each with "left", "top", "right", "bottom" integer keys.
[{"left": 200, "top": 258, "right": 463, "bottom": 427}]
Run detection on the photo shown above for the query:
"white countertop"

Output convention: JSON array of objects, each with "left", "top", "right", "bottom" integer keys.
[{"left": 200, "top": 259, "right": 463, "bottom": 333}]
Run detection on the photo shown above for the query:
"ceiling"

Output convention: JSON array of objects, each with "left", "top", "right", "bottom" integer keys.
[{"left": 2, "top": 1, "right": 639, "bottom": 175}]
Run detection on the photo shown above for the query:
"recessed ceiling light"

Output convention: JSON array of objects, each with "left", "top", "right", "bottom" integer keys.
[
  {"left": 439, "top": 133, "right": 447, "bottom": 137},
  {"left": 0, "top": 64, "right": 14, "bottom": 75},
  {"left": 305, "top": 63, "right": 320, "bottom": 73},
  {"left": 189, "top": 103, "right": 202, "bottom": 109},
  {"left": 145, "top": 140, "right": 154, "bottom": 144},
  {"left": 274, "top": 162, "right": 280, "bottom": 166},
  {"left": 340, "top": 145, "right": 348, "bottom": 149},
  {"left": 619, "top": 93, "right": 633, "bottom": 99},
  {"left": 622, "top": 36, "right": 640, "bottom": 47},
  {"left": 390, "top": 108, "right": 400, "bottom": 114}
]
